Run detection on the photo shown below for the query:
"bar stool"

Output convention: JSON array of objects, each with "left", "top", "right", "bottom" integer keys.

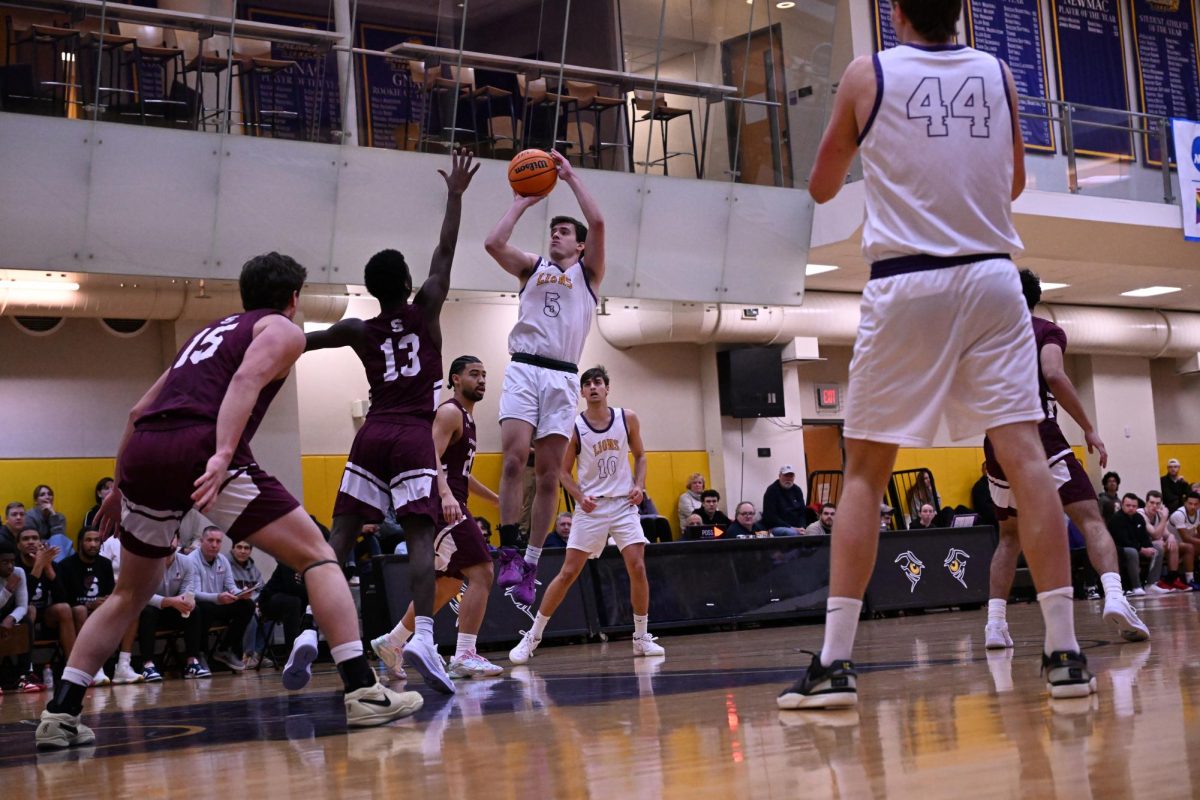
[
  {"left": 5, "top": 16, "right": 80, "bottom": 116},
  {"left": 240, "top": 56, "right": 301, "bottom": 138},
  {"left": 449, "top": 65, "right": 518, "bottom": 156},
  {"left": 77, "top": 30, "right": 138, "bottom": 117},
  {"left": 566, "top": 80, "right": 630, "bottom": 171},
  {"left": 184, "top": 49, "right": 247, "bottom": 132},
  {"left": 128, "top": 43, "right": 188, "bottom": 126},
  {"left": 518, "top": 74, "right": 583, "bottom": 159},
  {"left": 408, "top": 60, "right": 473, "bottom": 151},
  {"left": 630, "top": 89, "right": 699, "bottom": 177},
  {"left": 466, "top": 67, "right": 519, "bottom": 157}
]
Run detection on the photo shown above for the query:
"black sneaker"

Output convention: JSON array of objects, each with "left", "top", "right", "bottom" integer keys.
[
  {"left": 1041, "top": 650, "right": 1097, "bottom": 699},
  {"left": 777, "top": 652, "right": 857, "bottom": 710}
]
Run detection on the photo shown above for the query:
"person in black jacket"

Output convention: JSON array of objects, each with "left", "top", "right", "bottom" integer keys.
[
  {"left": 17, "top": 528, "right": 74, "bottom": 667},
  {"left": 970, "top": 462, "right": 997, "bottom": 528},
  {"left": 1161, "top": 459, "right": 1189, "bottom": 512},
  {"left": 762, "top": 466, "right": 807, "bottom": 535},
  {"left": 696, "top": 490, "right": 731, "bottom": 528},
  {"left": 726, "top": 502, "right": 767, "bottom": 538},
  {"left": 1107, "top": 494, "right": 1159, "bottom": 594}
]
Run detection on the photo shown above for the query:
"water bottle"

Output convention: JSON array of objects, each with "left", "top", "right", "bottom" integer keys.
[{"left": 42, "top": 665, "right": 54, "bottom": 688}]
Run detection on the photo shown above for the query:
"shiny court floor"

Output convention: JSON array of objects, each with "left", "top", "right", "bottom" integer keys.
[{"left": 4, "top": 594, "right": 1200, "bottom": 799}]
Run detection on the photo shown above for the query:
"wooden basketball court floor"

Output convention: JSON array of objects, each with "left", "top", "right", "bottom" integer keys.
[{"left": 4, "top": 594, "right": 1199, "bottom": 799}]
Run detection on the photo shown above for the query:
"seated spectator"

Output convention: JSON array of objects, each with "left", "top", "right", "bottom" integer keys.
[
  {"left": 1168, "top": 492, "right": 1200, "bottom": 590},
  {"left": 637, "top": 495, "right": 672, "bottom": 543},
  {"left": 80, "top": 477, "right": 114, "bottom": 534},
  {"left": 805, "top": 503, "right": 836, "bottom": 536},
  {"left": 230, "top": 541, "right": 265, "bottom": 665},
  {"left": 1161, "top": 459, "right": 1189, "bottom": 513},
  {"left": 0, "top": 540, "right": 37, "bottom": 691},
  {"left": 25, "top": 485, "right": 72, "bottom": 554},
  {"left": 910, "top": 503, "right": 939, "bottom": 530},
  {"left": 682, "top": 513, "right": 714, "bottom": 539},
  {"left": 136, "top": 534, "right": 197, "bottom": 681},
  {"left": 544, "top": 513, "right": 572, "bottom": 548},
  {"left": 57, "top": 528, "right": 115, "bottom": 683},
  {"left": 970, "top": 462, "right": 997, "bottom": 528},
  {"left": 696, "top": 490, "right": 731, "bottom": 528},
  {"left": 762, "top": 465, "right": 807, "bottom": 535},
  {"left": 476, "top": 517, "right": 493, "bottom": 547},
  {"left": 2, "top": 502, "right": 26, "bottom": 548},
  {"left": 1107, "top": 493, "right": 1160, "bottom": 594},
  {"left": 905, "top": 469, "right": 941, "bottom": 522},
  {"left": 677, "top": 473, "right": 706, "bottom": 532},
  {"left": 1097, "top": 471, "right": 1121, "bottom": 522},
  {"left": 257, "top": 556, "right": 308, "bottom": 661},
  {"left": 1141, "top": 490, "right": 1191, "bottom": 592},
  {"left": 184, "top": 526, "right": 256, "bottom": 675},
  {"left": 727, "top": 502, "right": 767, "bottom": 538},
  {"left": 16, "top": 529, "right": 73, "bottom": 687},
  {"left": 880, "top": 504, "right": 894, "bottom": 532},
  {"left": 98, "top": 530, "right": 122, "bottom": 579}
]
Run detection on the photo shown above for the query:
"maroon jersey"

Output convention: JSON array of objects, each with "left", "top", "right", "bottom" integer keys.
[
  {"left": 439, "top": 398, "right": 477, "bottom": 505},
  {"left": 136, "top": 309, "right": 285, "bottom": 465},
  {"left": 353, "top": 306, "right": 443, "bottom": 421}
]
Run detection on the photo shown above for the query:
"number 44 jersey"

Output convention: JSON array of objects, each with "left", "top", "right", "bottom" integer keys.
[
  {"left": 858, "top": 43, "right": 1024, "bottom": 263},
  {"left": 356, "top": 306, "right": 443, "bottom": 422}
]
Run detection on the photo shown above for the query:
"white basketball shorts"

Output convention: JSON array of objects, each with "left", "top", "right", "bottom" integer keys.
[
  {"left": 498, "top": 360, "right": 581, "bottom": 440},
  {"left": 569, "top": 498, "right": 648, "bottom": 558}
]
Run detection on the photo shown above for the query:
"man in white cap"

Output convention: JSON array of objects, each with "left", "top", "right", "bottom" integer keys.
[
  {"left": 762, "top": 465, "right": 807, "bottom": 536},
  {"left": 1162, "top": 458, "right": 1189, "bottom": 512}
]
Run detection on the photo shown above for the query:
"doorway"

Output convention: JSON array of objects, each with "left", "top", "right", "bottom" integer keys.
[{"left": 720, "top": 23, "right": 793, "bottom": 188}]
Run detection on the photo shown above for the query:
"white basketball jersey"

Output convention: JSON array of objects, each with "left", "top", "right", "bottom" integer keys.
[
  {"left": 574, "top": 407, "right": 633, "bottom": 499},
  {"left": 859, "top": 44, "right": 1024, "bottom": 263},
  {"left": 508, "top": 258, "right": 596, "bottom": 364}
]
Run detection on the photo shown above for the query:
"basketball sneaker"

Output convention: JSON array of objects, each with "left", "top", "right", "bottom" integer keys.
[
  {"left": 92, "top": 668, "right": 111, "bottom": 686},
  {"left": 511, "top": 561, "right": 539, "bottom": 607},
  {"left": 344, "top": 682, "right": 424, "bottom": 728},
  {"left": 213, "top": 650, "right": 246, "bottom": 673},
  {"left": 1171, "top": 577, "right": 1191, "bottom": 592},
  {"left": 984, "top": 622, "right": 1013, "bottom": 649},
  {"left": 1148, "top": 581, "right": 1173, "bottom": 594},
  {"left": 632, "top": 634, "right": 665, "bottom": 657},
  {"left": 35, "top": 710, "right": 96, "bottom": 750},
  {"left": 17, "top": 673, "right": 46, "bottom": 693},
  {"left": 777, "top": 652, "right": 857, "bottom": 710},
  {"left": 496, "top": 547, "right": 524, "bottom": 588},
  {"left": 509, "top": 630, "right": 542, "bottom": 665},
  {"left": 369, "top": 634, "right": 408, "bottom": 680},
  {"left": 448, "top": 651, "right": 504, "bottom": 679},
  {"left": 1102, "top": 595, "right": 1150, "bottom": 642},
  {"left": 402, "top": 636, "right": 455, "bottom": 695},
  {"left": 1041, "top": 650, "right": 1097, "bottom": 699},
  {"left": 141, "top": 664, "right": 163, "bottom": 683},
  {"left": 184, "top": 661, "right": 211, "bottom": 679},
  {"left": 283, "top": 629, "right": 319, "bottom": 691},
  {"left": 112, "top": 662, "right": 144, "bottom": 685}
]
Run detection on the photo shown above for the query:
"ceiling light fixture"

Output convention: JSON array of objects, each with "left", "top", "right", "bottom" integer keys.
[
  {"left": 1121, "top": 286, "right": 1181, "bottom": 298},
  {"left": 805, "top": 264, "right": 839, "bottom": 276},
  {"left": 0, "top": 279, "right": 80, "bottom": 291}
]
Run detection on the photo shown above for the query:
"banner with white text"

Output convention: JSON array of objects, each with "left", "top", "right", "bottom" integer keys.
[{"left": 1173, "top": 118, "right": 1200, "bottom": 241}]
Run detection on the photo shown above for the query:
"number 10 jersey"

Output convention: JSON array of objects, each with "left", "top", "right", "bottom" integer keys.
[
  {"left": 574, "top": 408, "right": 634, "bottom": 499},
  {"left": 357, "top": 305, "right": 443, "bottom": 422}
]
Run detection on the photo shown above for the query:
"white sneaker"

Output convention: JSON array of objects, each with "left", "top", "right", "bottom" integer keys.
[
  {"left": 448, "top": 651, "right": 504, "bottom": 679},
  {"left": 112, "top": 662, "right": 144, "bottom": 685},
  {"left": 984, "top": 622, "right": 1013, "bottom": 649},
  {"left": 283, "top": 629, "right": 319, "bottom": 691},
  {"left": 402, "top": 636, "right": 455, "bottom": 695},
  {"left": 1146, "top": 583, "right": 1172, "bottom": 595},
  {"left": 632, "top": 633, "right": 665, "bottom": 657},
  {"left": 509, "top": 631, "right": 541, "bottom": 665},
  {"left": 213, "top": 650, "right": 246, "bottom": 672},
  {"left": 370, "top": 635, "right": 407, "bottom": 680},
  {"left": 1130, "top": 587, "right": 1147, "bottom": 597},
  {"left": 35, "top": 710, "right": 96, "bottom": 750},
  {"left": 1102, "top": 595, "right": 1151, "bottom": 642},
  {"left": 344, "top": 682, "right": 424, "bottom": 728},
  {"left": 92, "top": 668, "right": 111, "bottom": 686}
]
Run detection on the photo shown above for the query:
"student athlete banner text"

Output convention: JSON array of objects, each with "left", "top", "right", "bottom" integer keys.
[
  {"left": 1050, "top": 0, "right": 1134, "bottom": 159},
  {"left": 356, "top": 24, "right": 432, "bottom": 150},
  {"left": 1129, "top": 0, "right": 1200, "bottom": 166},
  {"left": 964, "top": 0, "right": 1055, "bottom": 152},
  {"left": 1172, "top": 118, "right": 1200, "bottom": 241},
  {"left": 870, "top": 0, "right": 898, "bottom": 50},
  {"left": 245, "top": 8, "right": 342, "bottom": 142}
]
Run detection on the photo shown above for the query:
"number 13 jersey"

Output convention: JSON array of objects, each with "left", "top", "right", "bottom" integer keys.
[
  {"left": 357, "top": 306, "right": 443, "bottom": 422},
  {"left": 574, "top": 408, "right": 633, "bottom": 499},
  {"left": 509, "top": 258, "right": 596, "bottom": 365},
  {"left": 859, "top": 44, "right": 1024, "bottom": 263}
]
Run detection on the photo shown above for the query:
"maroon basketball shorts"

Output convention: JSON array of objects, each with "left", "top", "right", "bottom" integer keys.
[
  {"left": 119, "top": 426, "right": 300, "bottom": 558},
  {"left": 985, "top": 450, "right": 1095, "bottom": 522},
  {"left": 433, "top": 506, "right": 492, "bottom": 580},
  {"left": 334, "top": 417, "right": 439, "bottom": 523}
]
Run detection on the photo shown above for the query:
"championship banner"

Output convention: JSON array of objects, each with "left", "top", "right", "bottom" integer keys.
[
  {"left": 871, "top": 0, "right": 898, "bottom": 51},
  {"left": 1129, "top": 0, "right": 1200, "bottom": 166},
  {"left": 245, "top": 8, "right": 342, "bottom": 141},
  {"left": 356, "top": 23, "right": 433, "bottom": 150},
  {"left": 964, "top": 0, "right": 1055, "bottom": 152},
  {"left": 1172, "top": 118, "right": 1200, "bottom": 241},
  {"left": 1050, "top": 0, "right": 1135, "bottom": 159}
]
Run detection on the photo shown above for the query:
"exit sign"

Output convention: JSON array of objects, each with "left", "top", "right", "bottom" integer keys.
[{"left": 815, "top": 383, "right": 841, "bottom": 411}]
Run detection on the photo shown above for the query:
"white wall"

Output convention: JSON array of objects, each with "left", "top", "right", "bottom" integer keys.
[
  {"left": 1074, "top": 355, "right": 1161, "bottom": 493},
  {"left": 1151, "top": 358, "right": 1200, "bottom": 444}
]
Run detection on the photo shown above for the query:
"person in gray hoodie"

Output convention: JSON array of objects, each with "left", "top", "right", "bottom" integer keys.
[
  {"left": 135, "top": 536, "right": 197, "bottom": 681},
  {"left": 184, "top": 527, "right": 254, "bottom": 676}
]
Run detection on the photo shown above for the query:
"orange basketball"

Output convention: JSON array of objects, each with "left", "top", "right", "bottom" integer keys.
[{"left": 508, "top": 149, "right": 558, "bottom": 197}]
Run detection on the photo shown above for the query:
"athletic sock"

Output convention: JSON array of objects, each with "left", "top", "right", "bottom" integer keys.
[
  {"left": 455, "top": 633, "right": 477, "bottom": 659},
  {"left": 413, "top": 616, "right": 435, "bottom": 643},
  {"left": 387, "top": 621, "right": 413, "bottom": 649},
  {"left": 331, "top": 642, "right": 375, "bottom": 694},
  {"left": 1037, "top": 585, "right": 1080, "bottom": 655},
  {"left": 819, "top": 596, "right": 863, "bottom": 667},
  {"left": 633, "top": 614, "right": 649, "bottom": 637},
  {"left": 499, "top": 524, "right": 521, "bottom": 548},
  {"left": 117, "top": 652, "right": 131, "bottom": 668},
  {"left": 1100, "top": 571, "right": 1124, "bottom": 600},
  {"left": 47, "top": 668, "right": 91, "bottom": 716},
  {"left": 987, "top": 598, "right": 1007, "bottom": 625},
  {"left": 1188, "top": 571, "right": 1195, "bottom": 582},
  {"left": 530, "top": 612, "right": 550, "bottom": 639},
  {"left": 301, "top": 605, "right": 315, "bottom": 631},
  {"left": 524, "top": 545, "right": 542, "bottom": 567}
]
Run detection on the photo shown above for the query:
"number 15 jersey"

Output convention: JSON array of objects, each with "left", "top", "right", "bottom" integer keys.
[
  {"left": 356, "top": 306, "right": 443, "bottom": 422},
  {"left": 574, "top": 408, "right": 633, "bottom": 499},
  {"left": 859, "top": 44, "right": 1024, "bottom": 263}
]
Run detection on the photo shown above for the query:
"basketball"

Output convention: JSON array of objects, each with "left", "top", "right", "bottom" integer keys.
[{"left": 508, "top": 149, "right": 558, "bottom": 197}]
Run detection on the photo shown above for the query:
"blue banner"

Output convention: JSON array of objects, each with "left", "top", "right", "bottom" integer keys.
[
  {"left": 1129, "top": 0, "right": 1200, "bottom": 166},
  {"left": 1050, "top": 0, "right": 1134, "bottom": 159},
  {"left": 356, "top": 24, "right": 432, "bottom": 150},
  {"left": 245, "top": 9, "right": 342, "bottom": 142},
  {"left": 871, "top": 0, "right": 898, "bottom": 51},
  {"left": 964, "top": 0, "right": 1055, "bottom": 152}
]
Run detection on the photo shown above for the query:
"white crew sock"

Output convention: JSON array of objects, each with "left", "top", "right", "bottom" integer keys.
[
  {"left": 387, "top": 620, "right": 413, "bottom": 649},
  {"left": 819, "top": 596, "right": 863, "bottom": 666},
  {"left": 530, "top": 612, "right": 550, "bottom": 639},
  {"left": 524, "top": 545, "right": 543, "bottom": 567},
  {"left": 1037, "top": 585, "right": 1080, "bottom": 655},
  {"left": 412, "top": 616, "right": 435, "bottom": 644},
  {"left": 455, "top": 633, "right": 477, "bottom": 658},
  {"left": 62, "top": 666, "right": 93, "bottom": 688},
  {"left": 117, "top": 652, "right": 132, "bottom": 668},
  {"left": 987, "top": 598, "right": 1007, "bottom": 625},
  {"left": 1100, "top": 571, "right": 1124, "bottom": 600},
  {"left": 633, "top": 614, "right": 649, "bottom": 637},
  {"left": 329, "top": 641, "right": 363, "bottom": 664}
]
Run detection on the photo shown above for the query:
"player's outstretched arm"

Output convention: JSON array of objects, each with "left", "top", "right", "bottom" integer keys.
[
  {"left": 625, "top": 410, "right": 647, "bottom": 507},
  {"left": 418, "top": 148, "right": 481, "bottom": 317},
  {"left": 96, "top": 368, "right": 171, "bottom": 538},
  {"left": 192, "top": 317, "right": 306, "bottom": 511},
  {"left": 484, "top": 193, "right": 541, "bottom": 284},
  {"left": 432, "top": 402, "right": 465, "bottom": 525},
  {"left": 549, "top": 149, "right": 605, "bottom": 288},
  {"left": 305, "top": 317, "right": 366, "bottom": 353},
  {"left": 1040, "top": 343, "right": 1107, "bottom": 468},
  {"left": 809, "top": 55, "right": 874, "bottom": 203}
]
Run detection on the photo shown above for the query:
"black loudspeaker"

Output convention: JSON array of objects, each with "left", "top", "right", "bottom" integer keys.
[{"left": 717, "top": 347, "right": 785, "bottom": 418}]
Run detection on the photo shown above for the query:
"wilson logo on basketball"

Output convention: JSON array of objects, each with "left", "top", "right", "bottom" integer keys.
[{"left": 513, "top": 159, "right": 550, "bottom": 175}]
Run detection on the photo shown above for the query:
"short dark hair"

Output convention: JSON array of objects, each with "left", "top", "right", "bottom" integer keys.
[
  {"left": 363, "top": 248, "right": 412, "bottom": 303},
  {"left": 77, "top": 528, "right": 100, "bottom": 551},
  {"left": 1121, "top": 493, "right": 1140, "bottom": 504},
  {"left": 447, "top": 355, "right": 482, "bottom": 390},
  {"left": 5, "top": 501, "right": 23, "bottom": 516},
  {"left": 1146, "top": 490, "right": 1163, "bottom": 500},
  {"left": 240, "top": 252, "right": 306, "bottom": 311},
  {"left": 202, "top": 526, "right": 224, "bottom": 539},
  {"left": 821, "top": 503, "right": 837, "bottom": 512},
  {"left": 550, "top": 215, "right": 587, "bottom": 244},
  {"left": 1019, "top": 268, "right": 1042, "bottom": 310},
  {"left": 0, "top": 540, "right": 15, "bottom": 559},
  {"left": 580, "top": 365, "right": 609, "bottom": 386},
  {"left": 1186, "top": 492, "right": 1200, "bottom": 503},
  {"left": 894, "top": 0, "right": 960, "bottom": 42},
  {"left": 1102, "top": 471, "right": 1120, "bottom": 487},
  {"left": 701, "top": 489, "right": 720, "bottom": 501},
  {"left": 32, "top": 484, "right": 52, "bottom": 502},
  {"left": 94, "top": 476, "right": 113, "bottom": 504},
  {"left": 735, "top": 502, "right": 755, "bottom": 514}
]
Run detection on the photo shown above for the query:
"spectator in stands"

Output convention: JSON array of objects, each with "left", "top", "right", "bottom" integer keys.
[
  {"left": 910, "top": 503, "right": 939, "bottom": 530},
  {"left": 185, "top": 526, "right": 255, "bottom": 675},
  {"left": 677, "top": 473, "right": 706, "bottom": 532},
  {"left": 762, "top": 466, "right": 807, "bottom": 535},
  {"left": 544, "top": 513, "right": 572, "bottom": 548},
  {"left": 682, "top": 513, "right": 708, "bottom": 539},
  {"left": 727, "top": 502, "right": 767, "bottom": 538},
  {"left": 17, "top": 529, "right": 73, "bottom": 685},
  {"left": 696, "top": 490, "right": 731, "bottom": 528},
  {"left": 1107, "top": 493, "right": 1160, "bottom": 595},
  {"left": 0, "top": 540, "right": 38, "bottom": 690},
  {"left": 1141, "top": 490, "right": 1191, "bottom": 592},
  {"left": 637, "top": 495, "right": 672, "bottom": 543},
  {"left": 880, "top": 504, "right": 894, "bottom": 532},
  {"left": 24, "top": 485, "right": 70, "bottom": 550},
  {"left": 136, "top": 534, "right": 197, "bottom": 681},
  {"left": 257, "top": 555, "right": 309, "bottom": 661},
  {"left": 476, "top": 517, "right": 493, "bottom": 547},
  {"left": 905, "top": 469, "right": 941, "bottom": 523},
  {"left": 1097, "top": 471, "right": 1121, "bottom": 521},
  {"left": 1161, "top": 459, "right": 1189, "bottom": 512},
  {"left": 80, "top": 477, "right": 114, "bottom": 534},
  {"left": 805, "top": 503, "right": 836, "bottom": 536},
  {"left": 229, "top": 542, "right": 265, "bottom": 666},
  {"left": 970, "top": 462, "right": 997, "bottom": 528},
  {"left": 1168, "top": 492, "right": 1200, "bottom": 590},
  {"left": 57, "top": 528, "right": 115, "bottom": 684},
  {"left": 2, "top": 502, "right": 26, "bottom": 548}
]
